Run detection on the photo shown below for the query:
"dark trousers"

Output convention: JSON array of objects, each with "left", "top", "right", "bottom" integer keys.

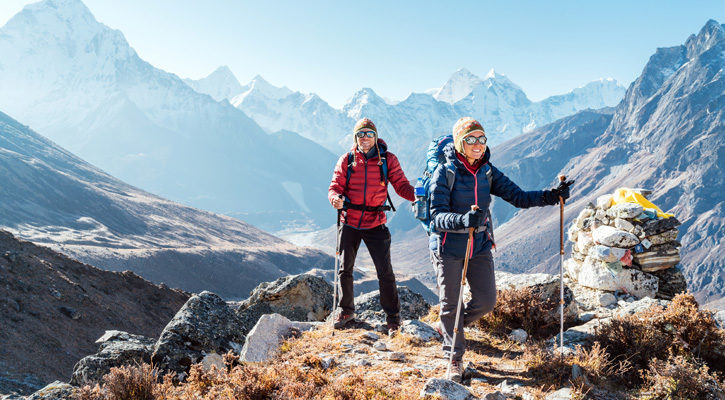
[
  {"left": 337, "top": 224, "right": 400, "bottom": 325},
  {"left": 431, "top": 249, "right": 497, "bottom": 361}
]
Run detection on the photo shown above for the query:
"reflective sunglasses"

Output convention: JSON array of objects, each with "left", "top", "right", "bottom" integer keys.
[
  {"left": 355, "top": 130, "right": 376, "bottom": 138},
  {"left": 463, "top": 135, "right": 487, "bottom": 145}
]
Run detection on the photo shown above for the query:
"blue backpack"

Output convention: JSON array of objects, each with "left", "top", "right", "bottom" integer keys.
[{"left": 415, "top": 134, "right": 495, "bottom": 245}]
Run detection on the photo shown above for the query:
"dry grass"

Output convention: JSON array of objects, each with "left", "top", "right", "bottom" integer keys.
[
  {"left": 592, "top": 293, "right": 725, "bottom": 387},
  {"left": 71, "top": 291, "right": 725, "bottom": 399}
]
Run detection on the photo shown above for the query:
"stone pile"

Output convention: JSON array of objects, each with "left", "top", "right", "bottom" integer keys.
[{"left": 565, "top": 188, "right": 687, "bottom": 301}]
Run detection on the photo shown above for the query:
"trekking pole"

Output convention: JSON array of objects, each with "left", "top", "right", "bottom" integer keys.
[
  {"left": 558, "top": 175, "right": 566, "bottom": 355},
  {"left": 332, "top": 195, "right": 342, "bottom": 337},
  {"left": 447, "top": 204, "right": 479, "bottom": 380}
]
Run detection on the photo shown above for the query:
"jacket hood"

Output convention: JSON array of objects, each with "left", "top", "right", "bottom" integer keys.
[{"left": 443, "top": 141, "right": 491, "bottom": 166}]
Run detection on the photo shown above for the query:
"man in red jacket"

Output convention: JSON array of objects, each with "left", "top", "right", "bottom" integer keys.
[{"left": 328, "top": 117, "right": 415, "bottom": 334}]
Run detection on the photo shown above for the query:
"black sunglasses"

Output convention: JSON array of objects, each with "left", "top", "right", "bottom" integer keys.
[
  {"left": 463, "top": 135, "right": 487, "bottom": 145},
  {"left": 355, "top": 131, "right": 376, "bottom": 138}
]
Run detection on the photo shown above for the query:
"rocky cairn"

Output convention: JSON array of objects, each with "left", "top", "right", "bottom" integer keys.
[{"left": 565, "top": 188, "right": 687, "bottom": 302}]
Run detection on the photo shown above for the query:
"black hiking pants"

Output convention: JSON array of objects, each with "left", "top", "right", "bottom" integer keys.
[{"left": 337, "top": 224, "right": 401, "bottom": 325}]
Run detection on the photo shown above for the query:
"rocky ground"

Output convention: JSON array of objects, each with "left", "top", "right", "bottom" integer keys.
[{"left": 0, "top": 231, "right": 190, "bottom": 396}]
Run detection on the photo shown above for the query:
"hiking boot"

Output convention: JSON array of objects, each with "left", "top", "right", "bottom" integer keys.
[
  {"left": 387, "top": 323, "right": 400, "bottom": 337},
  {"left": 333, "top": 313, "right": 354, "bottom": 329},
  {"left": 433, "top": 320, "right": 444, "bottom": 337},
  {"left": 448, "top": 360, "right": 464, "bottom": 383}
]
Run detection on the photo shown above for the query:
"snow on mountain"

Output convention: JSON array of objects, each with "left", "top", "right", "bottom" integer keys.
[
  {"left": 182, "top": 66, "right": 244, "bottom": 102},
  {"left": 0, "top": 110, "right": 331, "bottom": 299},
  {"left": 0, "top": 0, "right": 337, "bottom": 233},
  {"left": 430, "top": 67, "right": 485, "bottom": 103},
  {"left": 486, "top": 20, "right": 725, "bottom": 305},
  {"left": 224, "top": 66, "right": 625, "bottom": 173}
]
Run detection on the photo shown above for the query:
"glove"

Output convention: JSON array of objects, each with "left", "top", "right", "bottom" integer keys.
[
  {"left": 460, "top": 208, "right": 485, "bottom": 228},
  {"left": 544, "top": 179, "right": 575, "bottom": 205}
]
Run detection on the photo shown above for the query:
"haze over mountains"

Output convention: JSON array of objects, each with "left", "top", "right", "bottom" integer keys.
[
  {"left": 467, "top": 20, "right": 725, "bottom": 305},
  {"left": 0, "top": 110, "right": 330, "bottom": 299},
  {"left": 0, "top": 0, "right": 722, "bottom": 307}
]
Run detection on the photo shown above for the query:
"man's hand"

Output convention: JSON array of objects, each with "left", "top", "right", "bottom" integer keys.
[{"left": 332, "top": 196, "right": 344, "bottom": 209}]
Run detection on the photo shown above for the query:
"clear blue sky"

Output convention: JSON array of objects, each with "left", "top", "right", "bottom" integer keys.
[{"left": 2, "top": 0, "right": 724, "bottom": 108}]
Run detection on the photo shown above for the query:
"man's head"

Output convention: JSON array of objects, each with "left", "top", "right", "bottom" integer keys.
[
  {"left": 354, "top": 117, "right": 377, "bottom": 152},
  {"left": 452, "top": 116, "right": 486, "bottom": 155}
]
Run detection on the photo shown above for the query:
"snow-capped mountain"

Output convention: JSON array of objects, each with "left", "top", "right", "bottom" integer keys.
[
  {"left": 0, "top": 0, "right": 337, "bottom": 233},
  {"left": 182, "top": 65, "right": 244, "bottom": 103},
  {"left": 485, "top": 20, "right": 725, "bottom": 306},
  {"left": 194, "top": 65, "right": 625, "bottom": 175},
  {"left": 427, "top": 67, "right": 485, "bottom": 103},
  {"left": 0, "top": 110, "right": 331, "bottom": 298}
]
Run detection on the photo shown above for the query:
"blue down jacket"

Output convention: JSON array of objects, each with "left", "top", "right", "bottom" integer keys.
[{"left": 429, "top": 143, "right": 550, "bottom": 258}]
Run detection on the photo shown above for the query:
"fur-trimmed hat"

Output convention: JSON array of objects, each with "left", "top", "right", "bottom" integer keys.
[{"left": 452, "top": 117, "right": 485, "bottom": 154}]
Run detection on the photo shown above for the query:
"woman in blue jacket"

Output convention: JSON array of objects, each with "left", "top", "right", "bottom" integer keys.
[{"left": 429, "top": 117, "right": 572, "bottom": 382}]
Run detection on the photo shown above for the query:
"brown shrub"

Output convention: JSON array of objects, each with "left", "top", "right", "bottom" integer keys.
[
  {"left": 640, "top": 354, "right": 725, "bottom": 400},
  {"left": 592, "top": 293, "right": 725, "bottom": 386},
  {"left": 475, "top": 286, "right": 560, "bottom": 339},
  {"left": 73, "top": 363, "right": 161, "bottom": 400}
]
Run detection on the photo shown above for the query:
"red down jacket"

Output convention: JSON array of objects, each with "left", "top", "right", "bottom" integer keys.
[{"left": 329, "top": 139, "right": 415, "bottom": 229}]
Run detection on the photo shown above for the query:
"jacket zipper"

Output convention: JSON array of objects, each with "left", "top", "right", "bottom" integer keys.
[{"left": 357, "top": 154, "right": 368, "bottom": 229}]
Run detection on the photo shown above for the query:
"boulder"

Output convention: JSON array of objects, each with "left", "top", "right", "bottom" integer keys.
[
  {"left": 650, "top": 267, "right": 688, "bottom": 300},
  {"left": 400, "top": 319, "right": 441, "bottom": 344},
  {"left": 495, "top": 272, "right": 578, "bottom": 323},
  {"left": 70, "top": 331, "right": 156, "bottom": 386},
  {"left": 151, "top": 291, "right": 246, "bottom": 378},
  {"left": 592, "top": 226, "right": 640, "bottom": 248},
  {"left": 616, "top": 269, "right": 659, "bottom": 299},
  {"left": 632, "top": 248, "right": 681, "bottom": 272},
  {"left": 353, "top": 286, "right": 430, "bottom": 323},
  {"left": 26, "top": 381, "right": 74, "bottom": 400},
  {"left": 420, "top": 378, "right": 478, "bottom": 399},
  {"left": 607, "top": 203, "right": 643, "bottom": 219},
  {"left": 240, "top": 313, "right": 315, "bottom": 362},
  {"left": 237, "top": 274, "right": 333, "bottom": 323},
  {"left": 645, "top": 228, "right": 680, "bottom": 246}
]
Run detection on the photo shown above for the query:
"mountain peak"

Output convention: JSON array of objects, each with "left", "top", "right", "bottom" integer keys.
[
  {"left": 433, "top": 67, "right": 483, "bottom": 103},
  {"left": 685, "top": 18, "right": 725, "bottom": 57}
]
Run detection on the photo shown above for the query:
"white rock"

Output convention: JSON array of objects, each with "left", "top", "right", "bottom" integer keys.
[
  {"left": 616, "top": 269, "right": 659, "bottom": 299},
  {"left": 420, "top": 378, "right": 477, "bottom": 400},
  {"left": 363, "top": 332, "right": 380, "bottom": 340},
  {"left": 598, "top": 293, "right": 617, "bottom": 307},
  {"left": 576, "top": 231, "right": 595, "bottom": 254},
  {"left": 592, "top": 226, "right": 640, "bottom": 247},
  {"left": 610, "top": 203, "right": 644, "bottom": 219},
  {"left": 509, "top": 329, "right": 528, "bottom": 344},
  {"left": 588, "top": 245, "right": 626, "bottom": 263},
  {"left": 373, "top": 341, "right": 387, "bottom": 351},
  {"left": 577, "top": 208, "right": 594, "bottom": 222},
  {"left": 545, "top": 388, "right": 572, "bottom": 400},
  {"left": 597, "top": 195, "right": 613, "bottom": 210},
  {"left": 577, "top": 256, "right": 620, "bottom": 291},
  {"left": 565, "top": 258, "right": 583, "bottom": 281},
  {"left": 240, "top": 313, "right": 314, "bottom": 362},
  {"left": 567, "top": 224, "right": 579, "bottom": 243},
  {"left": 614, "top": 217, "right": 635, "bottom": 232}
]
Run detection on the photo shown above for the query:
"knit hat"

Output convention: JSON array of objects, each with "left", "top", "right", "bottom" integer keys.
[
  {"left": 354, "top": 117, "right": 377, "bottom": 135},
  {"left": 452, "top": 117, "right": 485, "bottom": 154}
]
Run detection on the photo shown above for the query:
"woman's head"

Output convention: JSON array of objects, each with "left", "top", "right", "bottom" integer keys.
[
  {"left": 452, "top": 117, "right": 487, "bottom": 162},
  {"left": 353, "top": 117, "right": 377, "bottom": 152}
]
